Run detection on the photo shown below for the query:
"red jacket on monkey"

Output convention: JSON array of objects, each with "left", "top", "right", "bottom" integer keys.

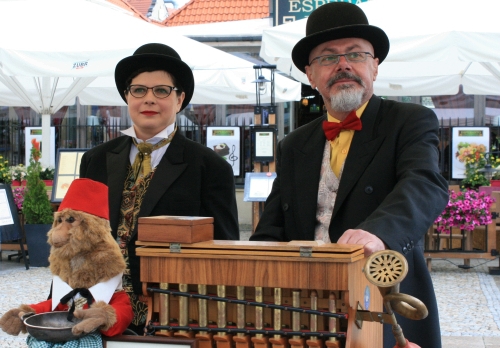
[{"left": 0, "top": 178, "right": 133, "bottom": 346}]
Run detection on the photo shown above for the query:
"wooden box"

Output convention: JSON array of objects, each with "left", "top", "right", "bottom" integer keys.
[{"left": 137, "top": 216, "right": 214, "bottom": 243}]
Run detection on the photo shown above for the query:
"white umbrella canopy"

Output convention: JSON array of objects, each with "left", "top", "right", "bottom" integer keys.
[
  {"left": 0, "top": 0, "right": 300, "bottom": 107},
  {"left": 0, "top": 0, "right": 300, "bottom": 165},
  {"left": 260, "top": 0, "right": 500, "bottom": 96}
]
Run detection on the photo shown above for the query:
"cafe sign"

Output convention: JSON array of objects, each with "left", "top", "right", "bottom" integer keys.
[{"left": 274, "top": 0, "right": 369, "bottom": 25}]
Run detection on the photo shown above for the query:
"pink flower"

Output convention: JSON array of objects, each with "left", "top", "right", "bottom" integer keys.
[
  {"left": 12, "top": 186, "right": 26, "bottom": 211},
  {"left": 434, "top": 189, "right": 494, "bottom": 233}
]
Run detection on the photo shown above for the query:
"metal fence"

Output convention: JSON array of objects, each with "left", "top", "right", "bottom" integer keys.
[
  {"left": 0, "top": 117, "right": 255, "bottom": 184},
  {"left": 0, "top": 118, "right": 131, "bottom": 166},
  {"left": 1, "top": 116, "right": 498, "bottom": 181},
  {"left": 1, "top": 115, "right": 497, "bottom": 256}
]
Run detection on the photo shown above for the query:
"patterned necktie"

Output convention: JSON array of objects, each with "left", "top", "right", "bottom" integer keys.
[
  {"left": 132, "top": 127, "right": 177, "bottom": 182},
  {"left": 322, "top": 110, "right": 362, "bottom": 141}
]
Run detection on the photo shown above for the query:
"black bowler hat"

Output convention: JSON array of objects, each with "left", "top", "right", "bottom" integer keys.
[
  {"left": 115, "top": 43, "right": 194, "bottom": 111},
  {"left": 291, "top": 2, "right": 390, "bottom": 73}
]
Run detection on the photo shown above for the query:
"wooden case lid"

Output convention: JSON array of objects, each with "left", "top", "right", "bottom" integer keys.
[
  {"left": 138, "top": 215, "right": 214, "bottom": 226},
  {"left": 136, "top": 240, "right": 365, "bottom": 261}
]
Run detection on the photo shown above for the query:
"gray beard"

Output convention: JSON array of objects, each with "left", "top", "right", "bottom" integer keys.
[{"left": 329, "top": 86, "right": 364, "bottom": 113}]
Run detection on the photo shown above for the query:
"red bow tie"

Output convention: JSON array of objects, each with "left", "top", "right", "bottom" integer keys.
[{"left": 322, "top": 111, "right": 362, "bottom": 140}]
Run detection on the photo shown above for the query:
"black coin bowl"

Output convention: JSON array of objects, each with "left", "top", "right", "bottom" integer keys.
[{"left": 23, "top": 312, "right": 88, "bottom": 343}]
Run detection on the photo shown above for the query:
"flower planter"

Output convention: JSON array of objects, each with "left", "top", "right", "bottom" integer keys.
[
  {"left": 490, "top": 180, "right": 500, "bottom": 187},
  {"left": 43, "top": 180, "right": 54, "bottom": 199},
  {"left": 43, "top": 180, "right": 53, "bottom": 187},
  {"left": 24, "top": 224, "right": 51, "bottom": 267},
  {"left": 11, "top": 180, "right": 27, "bottom": 187}
]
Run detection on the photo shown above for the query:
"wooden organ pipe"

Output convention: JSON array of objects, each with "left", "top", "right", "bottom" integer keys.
[
  {"left": 158, "top": 283, "right": 170, "bottom": 337},
  {"left": 195, "top": 284, "right": 212, "bottom": 348},
  {"left": 234, "top": 286, "right": 251, "bottom": 348},
  {"left": 175, "top": 283, "right": 192, "bottom": 338},
  {"left": 306, "top": 290, "right": 322, "bottom": 348},
  {"left": 213, "top": 285, "right": 232, "bottom": 348},
  {"left": 269, "top": 288, "right": 288, "bottom": 348},
  {"left": 251, "top": 286, "right": 270, "bottom": 348},
  {"left": 288, "top": 290, "right": 305, "bottom": 348},
  {"left": 325, "top": 292, "right": 339, "bottom": 348}
]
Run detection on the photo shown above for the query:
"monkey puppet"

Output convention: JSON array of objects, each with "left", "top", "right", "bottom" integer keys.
[{"left": 0, "top": 178, "right": 133, "bottom": 347}]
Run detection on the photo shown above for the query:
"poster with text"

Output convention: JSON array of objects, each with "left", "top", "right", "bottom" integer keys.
[
  {"left": 206, "top": 127, "right": 240, "bottom": 176},
  {"left": 452, "top": 127, "right": 490, "bottom": 179}
]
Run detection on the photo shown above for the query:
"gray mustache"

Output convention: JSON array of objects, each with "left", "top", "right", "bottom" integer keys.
[{"left": 327, "top": 73, "right": 364, "bottom": 88}]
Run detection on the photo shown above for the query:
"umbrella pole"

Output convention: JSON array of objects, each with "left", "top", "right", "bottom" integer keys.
[{"left": 41, "top": 113, "right": 51, "bottom": 168}]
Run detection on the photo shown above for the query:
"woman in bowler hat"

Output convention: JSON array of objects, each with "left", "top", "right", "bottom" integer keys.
[{"left": 79, "top": 43, "right": 239, "bottom": 333}]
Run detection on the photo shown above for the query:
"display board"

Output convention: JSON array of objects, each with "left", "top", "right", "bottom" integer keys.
[
  {"left": 451, "top": 127, "right": 490, "bottom": 179},
  {"left": 52, "top": 149, "right": 87, "bottom": 202},
  {"left": 252, "top": 126, "right": 276, "bottom": 162},
  {"left": 206, "top": 126, "right": 241, "bottom": 176},
  {"left": 25, "top": 127, "right": 56, "bottom": 167},
  {"left": 0, "top": 183, "right": 28, "bottom": 269},
  {"left": 243, "top": 172, "right": 277, "bottom": 202}
]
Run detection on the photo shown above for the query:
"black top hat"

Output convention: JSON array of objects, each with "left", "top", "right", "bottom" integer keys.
[
  {"left": 291, "top": 2, "right": 390, "bottom": 73},
  {"left": 115, "top": 43, "right": 194, "bottom": 111}
]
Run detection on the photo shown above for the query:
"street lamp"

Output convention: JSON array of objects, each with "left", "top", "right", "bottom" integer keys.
[
  {"left": 252, "top": 75, "right": 271, "bottom": 95},
  {"left": 252, "top": 65, "right": 276, "bottom": 118},
  {"left": 477, "top": 151, "right": 500, "bottom": 180}
]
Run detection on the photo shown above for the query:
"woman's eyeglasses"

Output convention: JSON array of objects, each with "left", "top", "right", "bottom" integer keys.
[{"left": 127, "top": 85, "right": 178, "bottom": 99}]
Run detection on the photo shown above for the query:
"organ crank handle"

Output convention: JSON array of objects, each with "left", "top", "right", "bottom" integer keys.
[{"left": 363, "top": 250, "right": 429, "bottom": 348}]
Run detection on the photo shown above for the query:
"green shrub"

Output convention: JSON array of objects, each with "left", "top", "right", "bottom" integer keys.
[{"left": 22, "top": 139, "right": 53, "bottom": 225}]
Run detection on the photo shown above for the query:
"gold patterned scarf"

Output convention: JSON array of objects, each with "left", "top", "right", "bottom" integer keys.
[{"left": 131, "top": 127, "right": 176, "bottom": 184}]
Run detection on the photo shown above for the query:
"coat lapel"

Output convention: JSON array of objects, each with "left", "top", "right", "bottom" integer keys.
[
  {"left": 333, "top": 96, "right": 385, "bottom": 217},
  {"left": 138, "top": 134, "right": 188, "bottom": 219},
  {"left": 106, "top": 137, "right": 132, "bottom": 235},
  {"left": 292, "top": 118, "right": 326, "bottom": 239}
]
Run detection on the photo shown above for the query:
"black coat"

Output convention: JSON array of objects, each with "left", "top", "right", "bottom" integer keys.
[
  {"left": 251, "top": 95, "right": 448, "bottom": 348},
  {"left": 80, "top": 132, "right": 240, "bottom": 293}
]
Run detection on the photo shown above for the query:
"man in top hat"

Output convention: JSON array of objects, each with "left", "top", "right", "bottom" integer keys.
[
  {"left": 250, "top": 3, "right": 448, "bottom": 347},
  {"left": 80, "top": 43, "right": 239, "bottom": 333}
]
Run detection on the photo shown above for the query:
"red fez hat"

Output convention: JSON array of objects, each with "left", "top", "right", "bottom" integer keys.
[{"left": 58, "top": 178, "right": 109, "bottom": 220}]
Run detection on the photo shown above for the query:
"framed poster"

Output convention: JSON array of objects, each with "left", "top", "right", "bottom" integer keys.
[
  {"left": 52, "top": 149, "right": 88, "bottom": 202},
  {"left": 103, "top": 335, "right": 197, "bottom": 348},
  {"left": 451, "top": 127, "right": 490, "bottom": 179},
  {"left": 252, "top": 127, "right": 276, "bottom": 162},
  {"left": 243, "top": 172, "right": 277, "bottom": 202},
  {"left": 206, "top": 126, "right": 241, "bottom": 176}
]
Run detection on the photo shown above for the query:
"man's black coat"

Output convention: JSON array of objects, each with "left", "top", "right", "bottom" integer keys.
[{"left": 251, "top": 95, "right": 448, "bottom": 348}]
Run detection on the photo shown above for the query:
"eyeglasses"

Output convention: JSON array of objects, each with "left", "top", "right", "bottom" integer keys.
[
  {"left": 127, "top": 85, "right": 178, "bottom": 99},
  {"left": 309, "top": 52, "right": 374, "bottom": 66}
]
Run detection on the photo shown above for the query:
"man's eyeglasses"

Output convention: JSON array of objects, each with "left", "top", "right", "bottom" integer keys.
[
  {"left": 127, "top": 85, "right": 178, "bottom": 99},
  {"left": 309, "top": 52, "right": 374, "bottom": 66}
]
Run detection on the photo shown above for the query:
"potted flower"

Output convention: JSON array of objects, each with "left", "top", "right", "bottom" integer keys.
[
  {"left": 433, "top": 189, "right": 495, "bottom": 251},
  {"left": 9, "top": 164, "right": 27, "bottom": 186},
  {"left": 435, "top": 189, "right": 495, "bottom": 233},
  {"left": 22, "top": 139, "right": 53, "bottom": 267},
  {"left": 39, "top": 166, "right": 55, "bottom": 198},
  {"left": 456, "top": 142, "right": 491, "bottom": 189},
  {"left": 0, "top": 155, "right": 11, "bottom": 185},
  {"left": 490, "top": 157, "right": 500, "bottom": 187},
  {"left": 39, "top": 166, "right": 54, "bottom": 181},
  {"left": 12, "top": 186, "right": 26, "bottom": 211}
]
